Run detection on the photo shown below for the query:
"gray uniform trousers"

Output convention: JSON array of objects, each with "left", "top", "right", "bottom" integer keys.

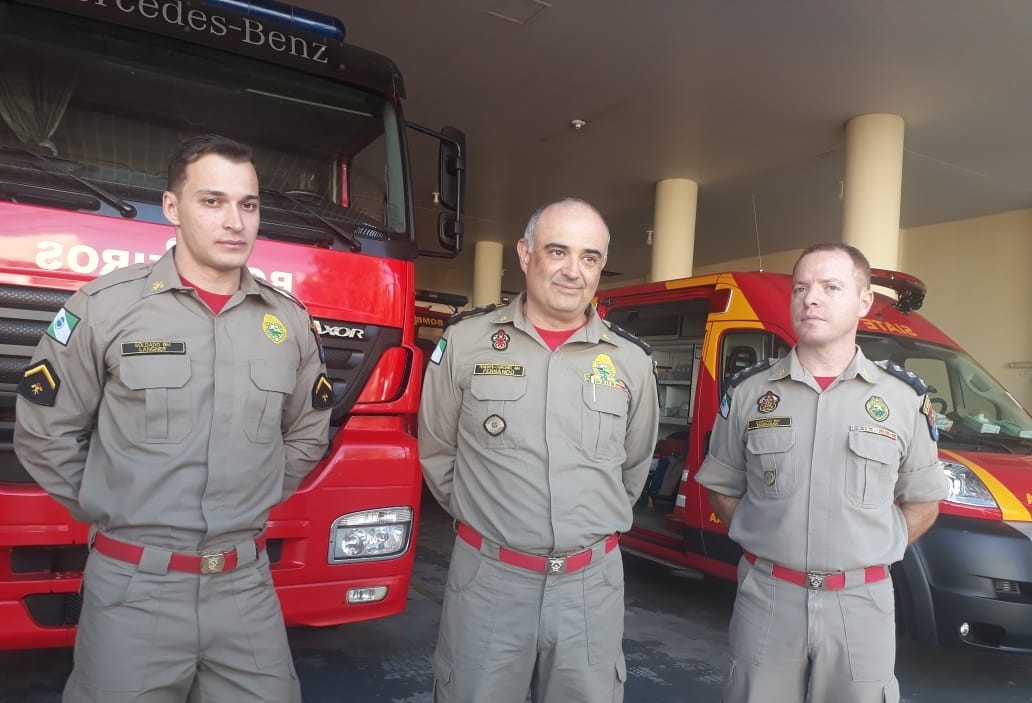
[
  {"left": 432, "top": 536, "right": 627, "bottom": 703},
  {"left": 723, "top": 557, "right": 900, "bottom": 703},
  {"left": 64, "top": 545, "right": 299, "bottom": 703}
]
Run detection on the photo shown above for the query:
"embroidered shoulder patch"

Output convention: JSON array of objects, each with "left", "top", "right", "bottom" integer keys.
[
  {"left": 312, "top": 374, "right": 334, "bottom": 410},
  {"left": 18, "top": 360, "right": 60, "bottom": 406},
  {"left": 46, "top": 307, "right": 80, "bottom": 346}
]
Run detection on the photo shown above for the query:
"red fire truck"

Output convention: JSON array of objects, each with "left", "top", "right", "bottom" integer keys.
[
  {"left": 597, "top": 270, "right": 1032, "bottom": 653},
  {"left": 0, "top": 0, "right": 466, "bottom": 649}
]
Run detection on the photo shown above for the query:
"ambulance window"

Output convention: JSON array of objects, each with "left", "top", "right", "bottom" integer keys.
[
  {"left": 905, "top": 358, "right": 953, "bottom": 415},
  {"left": 719, "top": 332, "right": 789, "bottom": 394}
]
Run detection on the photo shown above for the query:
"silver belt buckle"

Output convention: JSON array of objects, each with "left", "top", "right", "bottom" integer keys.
[
  {"left": 546, "top": 556, "right": 567, "bottom": 574},
  {"left": 201, "top": 552, "right": 226, "bottom": 574},
  {"left": 806, "top": 571, "right": 828, "bottom": 590}
]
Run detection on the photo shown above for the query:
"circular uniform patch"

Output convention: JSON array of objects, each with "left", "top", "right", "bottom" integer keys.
[
  {"left": 483, "top": 414, "right": 506, "bottom": 436},
  {"left": 756, "top": 390, "right": 780, "bottom": 413},
  {"left": 491, "top": 329, "right": 510, "bottom": 351},
  {"left": 865, "top": 395, "right": 890, "bottom": 422}
]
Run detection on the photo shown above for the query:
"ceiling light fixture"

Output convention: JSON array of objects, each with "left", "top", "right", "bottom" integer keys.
[{"left": 570, "top": 119, "right": 587, "bottom": 130}]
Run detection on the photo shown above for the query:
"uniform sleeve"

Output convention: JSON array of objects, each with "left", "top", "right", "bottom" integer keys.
[
  {"left": 895, "top": 394, "right": 948, "bottom": 504},
  {"left": 13, "top": 292, "right": 104, "bottom": 522},
  {"left": 620, "top": 353, "right": 660, "bottom": 504},
  {"left": 417, "top": 329, "right": 462, "bottom": 514},
  {"left": 279, "top": 309, "right": 332, "bottom": 501},
  {"left": 695, "top": 387, "right": 748, "bottom": 497}
]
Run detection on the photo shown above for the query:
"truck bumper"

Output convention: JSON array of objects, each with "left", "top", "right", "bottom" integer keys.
[{"left": 897, "top": 514, "right": 1032, "bottom": 653}]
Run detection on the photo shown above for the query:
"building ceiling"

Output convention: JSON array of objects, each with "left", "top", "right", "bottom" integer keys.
[{"left": 306, "top": 0, "right": 1032, "bottom": 292}]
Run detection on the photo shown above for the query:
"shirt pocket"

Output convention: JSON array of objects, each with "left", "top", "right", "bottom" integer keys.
[
  {"left": 581, "top": 383, "right": 629, "bottom": 460},
  {"left": 244, "top": 360, "right": 297, "bottom": 443},
  {"left": 846, "top": 430, "right": 900, "bottom": 509},
  {"left": 117, "top": 355, "right": 192, "bottom": 443},
  {"left": 745, "top": 427, "right": 796, "bottom": 498},
  {"left": 468, "top": 373, "right": 528, "bottom": 448}
]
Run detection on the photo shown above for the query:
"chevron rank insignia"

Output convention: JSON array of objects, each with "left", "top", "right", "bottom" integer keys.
[
  {"left": 18, "top": 360, "right": 60, "bottom": 407},
  {"left": 312, "top": 374, "right": 334, "bottom": 409}
]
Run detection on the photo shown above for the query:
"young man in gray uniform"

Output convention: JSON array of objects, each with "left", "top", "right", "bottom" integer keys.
[
  {"left": 419, "top": 199, "right": 659, "bottom": 703},
  {"left": 14, "top": 135, "right": 331, "bottom": 702},
  {"left": 697, "top": 243, "right": 949, "bottom": 703}
]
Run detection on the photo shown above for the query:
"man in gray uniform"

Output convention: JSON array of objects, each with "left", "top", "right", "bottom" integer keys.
[
  {"left": 14, "top": 134, "right": 331, "bottom": 702},
  {"left": 419, "top": 199, "right": 659, "bottom": 703},
  {"left": 697, "top": 243, "right": 949, "bottom": 703}
]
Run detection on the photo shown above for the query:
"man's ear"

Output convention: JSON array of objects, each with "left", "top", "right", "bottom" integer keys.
[
  {"left": 162, "top": 190, "right": 180, "bottom": 226},
  {"left": 859, "top": 287, "right": 875, "bottom": 317},
  {"left": 516, "top": 238, "right": 531, "bottom": 272}
]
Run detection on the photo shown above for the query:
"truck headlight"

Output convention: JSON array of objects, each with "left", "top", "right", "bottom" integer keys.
[
  {"left": 329, "top": 507, "right": 413, "bottom": 563},
  {"left": 942, "top": 461, "right": 998, "bottom": 509}
]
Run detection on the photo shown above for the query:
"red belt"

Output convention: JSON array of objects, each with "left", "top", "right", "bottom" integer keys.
[
  {"left": 744, "top": 552, "right": 888, "bottom": 591},
  {"left": 457, "top": 522, "right": 618, "bottom": 575},
  {"left": 92, "top": 532, "right": 265, "bottom": 575}
]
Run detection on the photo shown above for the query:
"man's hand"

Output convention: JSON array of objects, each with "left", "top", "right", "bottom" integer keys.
[
  {"left": 708, "top": 490, "right": 741, "bottom": 529},
  {"left": 901, "top": 500, "right": 940, "bottom": 544}
]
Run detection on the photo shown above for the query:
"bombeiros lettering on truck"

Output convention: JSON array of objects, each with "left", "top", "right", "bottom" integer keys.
[
  {"left": 0, "top": 0, "right": 467, "bottom": 650},
  {"left": 598, "top": 269, "right": 1032, "bottom": 654}
]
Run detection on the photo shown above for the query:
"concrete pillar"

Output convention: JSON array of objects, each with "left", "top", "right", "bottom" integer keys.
[
  {"left": 472, "top": 239, "right": 503, "bottom": 307},
  {"left": 651, "top": 178, "right": 699, "bottom": 282},
  {"left": 841, "top": 113, "right": 905, "bottom": 270}
]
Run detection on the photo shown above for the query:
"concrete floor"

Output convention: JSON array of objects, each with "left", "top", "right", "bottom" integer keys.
[{"left": 3, "top": 499, "right": 1032, "bottom": 702}]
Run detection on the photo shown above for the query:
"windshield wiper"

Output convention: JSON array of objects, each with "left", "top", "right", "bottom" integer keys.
[
  {"left": 261, "top": 188, "right": 362, "bottom": 253},
  {"left": 0, "top": 145, "right": 137, "bottom": 218}
]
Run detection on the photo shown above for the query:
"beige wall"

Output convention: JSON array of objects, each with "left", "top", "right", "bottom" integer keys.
[{"left": 901, "top": 210, "right": 1032, "bottom": 410}]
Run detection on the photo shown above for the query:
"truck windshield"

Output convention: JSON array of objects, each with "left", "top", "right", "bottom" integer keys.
[
  {"left": 858, "top": 333, "right": 1032, "bottom": 453},
  {"left": 0, "top": 4, "right": 408, "bottom": 248}
]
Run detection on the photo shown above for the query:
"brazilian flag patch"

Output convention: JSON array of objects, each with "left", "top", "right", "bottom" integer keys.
[
  {"left": 18, "top": 360, "right": 60, "bottom": 406},
  {"left": 312, "top": 373, "right": 334, "bottom": 410}
]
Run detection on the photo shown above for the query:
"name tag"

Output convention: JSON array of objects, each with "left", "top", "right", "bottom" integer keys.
[
  {"left": 121, "top": 341, "right": 186, "bottom": 356},
  {"left": 747, "top": 416, "right": 792, "bottom": 430},
  {"left": 473, "top": 363, "right": 525, "bottom": 377},
  {"left": 850, "top": 425, "right": 899, "bottom": 441}
]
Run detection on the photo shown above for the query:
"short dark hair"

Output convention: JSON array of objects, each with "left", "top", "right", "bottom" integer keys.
[
  {"left": 793, "top": 242, "right": 871, "bottom": 289},
  {"left": 166, "top": 134, "right": 254, "bottom": 193}
]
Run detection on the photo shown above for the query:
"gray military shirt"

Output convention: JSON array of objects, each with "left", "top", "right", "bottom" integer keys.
[
  {"left": 14, "top": 249, "right": 330, "bottom": 552},
  {"left": 696, "top": 347, "right": 948, "bottom": 571},
  {"left": 419, "top": 294, "right": 659, "bottom": 554}
]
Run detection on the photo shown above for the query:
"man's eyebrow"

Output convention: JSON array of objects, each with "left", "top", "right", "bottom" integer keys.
[
  {"left": 544, "top": 242, "right": 604, "bottom": 258},
  {"left": 195, "top": 189, "right": 260, "bottom": 201}
]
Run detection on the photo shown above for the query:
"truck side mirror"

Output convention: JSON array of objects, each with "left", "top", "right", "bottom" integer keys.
[{"left": 438, "top": 126, "right": 465, "bottom": 213}]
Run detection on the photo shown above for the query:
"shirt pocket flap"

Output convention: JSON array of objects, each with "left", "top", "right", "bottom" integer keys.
[
  {"left": 848, "top": 431, "right": 898, "bottom": 464},
  {"left": 582, "top": 383, "right": 628, "bottom": 416},
  {"left": 119, "top": 355, "right": 191, "bottom": 390},
  {"left": 470, "top": 374, "right": 528, "bottom": 401},
  {"left": 746, "top": 427, "right": 795, "bottom": 454},
  {"left": 249, "top": 360, "right": 298, "bottom": 393}
]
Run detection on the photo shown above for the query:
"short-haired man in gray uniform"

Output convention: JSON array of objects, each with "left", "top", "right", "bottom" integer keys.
[
  {"left": 419, "top": 199, "right": 659, "bottom": 703},
  {"left": 697, "top": 242, "right": 949, "bottom": 703},
  {"left": 14, "top": 134, "right": 331, "bottom": 702}
]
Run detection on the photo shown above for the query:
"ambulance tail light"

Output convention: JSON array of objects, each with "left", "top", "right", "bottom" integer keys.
[
  {"left": 709, "top": 288, "right": 732, "bottom": 314},
  {"left": 356, "top": 347, "right": 411, "bottom": 403},
  {"left": 942, "top": 461, "right": 998, "bottom": 509},
  {"left": 329, "top": 507, "right": 413, "bottom": 563}
]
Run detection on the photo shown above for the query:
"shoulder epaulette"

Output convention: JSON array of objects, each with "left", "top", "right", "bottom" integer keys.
[
  {"left": 874, "top": 360, "right": 928, "bottom": 395},
  {"left": 256, "top": 277, "right": 307, "bottom": 310},
  {"left": 447, "top": 303, "right": 498, "bottom": 326},
  {"left": 603, "top": 320, "right": 652, "bottom": 356},
  {"left": 78, "top": 263, "right": 150, "bottom": 295},
  {"left": 729, "top": 358, "right": 773, "bottom": 388}
]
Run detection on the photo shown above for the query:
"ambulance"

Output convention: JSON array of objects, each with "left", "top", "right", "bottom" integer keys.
[{"left": 596, "top": 269, "right": 1032, "bottom": 652}]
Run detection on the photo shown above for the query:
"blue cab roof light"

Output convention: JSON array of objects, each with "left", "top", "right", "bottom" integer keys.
[{"left": 205, "top": 0, "right": 346, "bottom": 41}]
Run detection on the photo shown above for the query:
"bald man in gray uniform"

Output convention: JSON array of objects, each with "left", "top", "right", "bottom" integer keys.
[
  {"left": 419, "top": 199, "right": 659, "bottom": 703},
  {"left": 15, "top": 135, "right": 331, "bottom": 702},
  {"left": 697, "top": 243, "right": 948, "bottom": 703}
]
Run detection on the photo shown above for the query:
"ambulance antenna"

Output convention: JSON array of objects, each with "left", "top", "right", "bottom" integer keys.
[{"left": 751, "top": 193, "right": 764, "bottom": 271}]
